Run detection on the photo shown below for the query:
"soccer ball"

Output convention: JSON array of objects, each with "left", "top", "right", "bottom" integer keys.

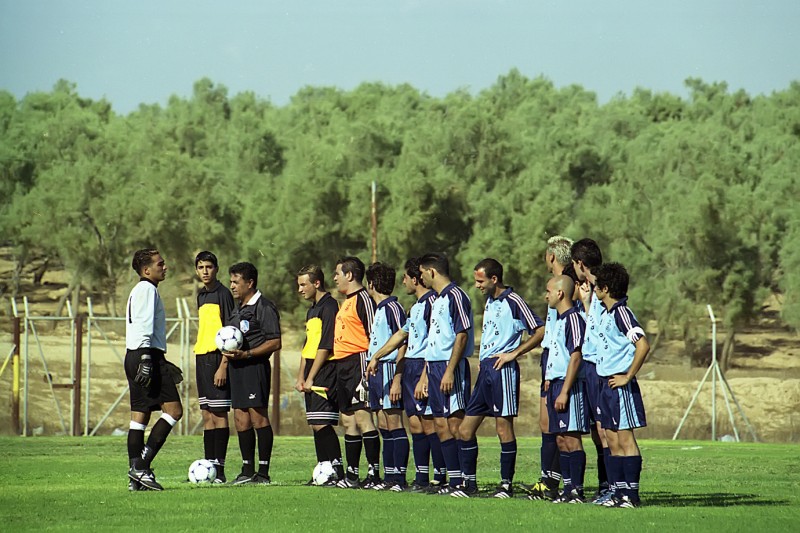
[
  {"left": 215, "top": 326, "right": 243, "bottom": 352},
  {"left": 188, "top": 459, "right": 217, "bottom": 484},
  {"left": 312, "top": 461, "right": 336, "bottom": 485}
]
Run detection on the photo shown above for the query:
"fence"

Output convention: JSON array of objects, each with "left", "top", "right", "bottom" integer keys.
[{"left": 3, "top": 297, "right": 286, "bottom": 437}]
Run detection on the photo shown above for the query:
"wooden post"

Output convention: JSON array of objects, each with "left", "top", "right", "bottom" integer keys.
[
  {"left": 371, "top": 180, "right": 377, "bottom": 264},
  {"left": 12, "top": 317, "right": 21, "bottom": 435},
  {"left": 73, "top": 315, "right": 83, "bottom": 437},
  {"left": 271, "top": 351, "right": 281, "bottom": 436}
]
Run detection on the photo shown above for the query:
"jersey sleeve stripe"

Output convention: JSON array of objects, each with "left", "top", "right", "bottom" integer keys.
[
  {"left": 508, "top": 292, "right": 542, "bottom": 329},
  {"left": 452, "top": 288, "right": 471, "bottom": 330}
]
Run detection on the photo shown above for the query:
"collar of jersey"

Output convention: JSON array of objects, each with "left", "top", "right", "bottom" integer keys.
[
  {"left": 556, "top": 305, "right": 580, "bottom": 320},
  {"left": 438, "top": 282, "right": 459, "bottom": 297},
  {"left": 244, "top": 290, "right": 262, "bottom": 306},
  {"left": 417, "top": 290, "right": 436, "bottom": 304},
  {"left": 377, "top": 295, "right": 398, "bottom": 309},
  {"left": 488, "top": 286, "right": 513, "bottom": 302},
  {"left": 604, "top": 296, "right": 629, "bottom": 313}
]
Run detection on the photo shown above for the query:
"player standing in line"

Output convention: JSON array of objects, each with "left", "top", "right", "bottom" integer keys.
[
  {"left": 331, "top": 257, "right": 382, "bottom": 489},
  {"left": 418, "top": 252, "right": 475, "bottom": 495},
  {"left": 296, "top": 265, "right": 345, "bottom": 483},
  {"left": 364, "top": 262, "right": 409, "bottom": 491},
  {"left": 529, "top": 235, "right": 573, "bottom": 501},
  {"left": 224, "top": 262, "right": 282, "bottom": 485},
  {"left": 368, "top": 257, "right": 446, "bottom": 493},
  {"left": 125, "top": 249, "right": 182, "bottom": 491},
  {"left": 451, "top": 259, "right": 544, "bottom": 498},
  {"left": 570, "top": 238, "right": 612, "bottom": 502},
  {"left": 193, "top": 251, "right": 235, "bottom": 483},
  {"left": 543, "top": 274, "right": 589, "bottom": 503},
  {"left": 593, "top": 263, "right": 650, "bottom": 509}
]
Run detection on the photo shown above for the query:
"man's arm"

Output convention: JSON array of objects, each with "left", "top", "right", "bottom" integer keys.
[
  {"left": 555, "top": 350, "right": 582, "bottom": 412},
  {"left": 303, "top": 348, "right": 331, "bottom": 392},
  {"left": 295, "top": 356, "right": 306, "bottom": 393},
  {"left": 492, "top": 326, "right": 545, "bottom": 370},
  {"left": 609, "top": 337, "right": 650, "bottom": 389},
  {"left": 441, "top": 331, "right": 469, "bottom": 394}
]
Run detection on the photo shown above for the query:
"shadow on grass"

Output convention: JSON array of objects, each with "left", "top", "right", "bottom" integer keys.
[{"left": 644, "top": 491, "right": 789, "bottom": 507}]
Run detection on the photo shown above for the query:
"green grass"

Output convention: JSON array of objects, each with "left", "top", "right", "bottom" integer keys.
[{"left": 1, "top": 436, "right": 798, "bottom": 532}]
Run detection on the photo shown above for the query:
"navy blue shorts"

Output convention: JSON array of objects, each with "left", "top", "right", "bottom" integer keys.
[
  {"left": 583, "top": 361, "right": 602, "bottom": 424},
  {"left": 546, "top": 378, "right": 589, "bottom": 434},
  {"left": 598, "top": 375, "right": 647, "bottom": 431},
  {"left": 427, "top": 359, "right": 471, "bottom": 418},
  {"left": 368, "top": 360, "right": 401, "bottom": 411},
  {"left": 402, "top": 358, "right": 431, "bottom": 417},
  {"left": 465, "top": 358, "right": 520, "bottom": 418}
]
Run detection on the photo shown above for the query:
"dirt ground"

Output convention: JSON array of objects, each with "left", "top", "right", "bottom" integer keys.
[{"left": 1, "top": 250, "right": 799, "bottom": 442}]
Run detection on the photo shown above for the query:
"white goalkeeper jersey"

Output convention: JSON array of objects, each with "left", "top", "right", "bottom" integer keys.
[{"left": 126, "top": 279, "right": 167, "bottom": 351}]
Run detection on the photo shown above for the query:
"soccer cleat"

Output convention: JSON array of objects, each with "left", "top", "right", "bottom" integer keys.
[
  {"left": 450, "top": 485, "right": 478, "bottom": 498},
  {"left": 232, "top": 472, "right": 255, "bottom": 485},
  {"left": 432, "top": 484, "right": 458, "bottom": 496},
  {"left": 388, "top": 483, "right": 406, "bottom": 492},
  {"left": 370, "top": 480, "right": 389, "bottom": 491},
  {"left": 360, "top": 476, "right": 382, "bottom": 489},
  {"left": 566, "top": 489, "right": 586, "bottom": 504},
  {"left": 335, "top": 477, "right": 360, "bottom": 489},
  {"left": 526, "top": 481, "right": 548, "bottom": 500},
  {"left": 128, "top": 479, "right": 142, "bottom": 491},
  {"left": 319, "top": 478, "right": 340, "bottom": 488},
  {"left": 492, "top": 483, "right": 513, "bottom": 499},
  {"left": 128, "top": 467, "right": 163, "bottom": 491},
  {"left": 213, "top": 472, "right": 227, "bottom": 484},
  {"left": 407, "top": 481, "right": 430, "bottom": 493},
  {"left": 612, "top": 495, "right": 640, "bottom": 508},
  {"left": 592, "top": 488, "right": 614, "bottom": 505},
  {"left": 251, "top": 473, "right": 271, "bottom": 485}
]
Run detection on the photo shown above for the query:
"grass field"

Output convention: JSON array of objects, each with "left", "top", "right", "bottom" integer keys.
[{"left": 1, "top": 436, "right": 798, "bottom": 532}]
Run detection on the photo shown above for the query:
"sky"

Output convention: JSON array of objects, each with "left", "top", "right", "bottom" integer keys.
[{"left": 1, "top": 0, "right": 798, "bottom": 114}]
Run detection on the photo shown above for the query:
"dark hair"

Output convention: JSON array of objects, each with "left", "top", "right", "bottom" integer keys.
[
  {"left": 229, "top": 262, "right": 258, "bottom": 287},
  {"left": 366, "top": 262, "right": 396, "bottom": 295},
  {"left": 474, "top": 258, "right": 503, "bottom": 284},
  {"left": 570, "top": 238, "right": 603, "bottom": 270},
  {"left": 562, "top": 262, "right": 580, "bottom": 284},
  {"left": 418, "top": 252, "right": 450, "bottom": 277},
  {"left": 132, "top": 249, "right": 159, "bottom": 275},
  {"left": 336, "top": 256, "right": 365, "bottom": 283},
  {"left": 297, "top": 264, "right": 325, "bottom": 288},
  {"left": 594, "top": 262, "right": 629, "bottom": 299},
  {"left": 404, "top": 257, "right": 425, "bottom": 287},
  {"left": 194, "top": 250, "right": 218, "bottom": 269}
]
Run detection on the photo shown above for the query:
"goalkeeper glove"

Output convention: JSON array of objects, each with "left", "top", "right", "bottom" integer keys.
[{"left": 134, "top": 354, "right": 153, "bottom": 388}]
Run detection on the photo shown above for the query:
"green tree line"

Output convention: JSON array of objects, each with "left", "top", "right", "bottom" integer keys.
[{"left": 2, "top": 72, "right": 799, "bottom": 368}]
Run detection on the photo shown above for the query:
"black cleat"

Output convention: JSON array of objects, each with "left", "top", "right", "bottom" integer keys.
[{"left": 128, "top": 467, "right": 163, "bottom": 491}]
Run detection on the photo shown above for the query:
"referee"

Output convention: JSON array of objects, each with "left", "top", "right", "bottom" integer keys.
[
  {"left": 125, "top": 248, "right": 183, "bottom": 492},
  {"left": 224, "top": 262, "right": 282, "bottom": 485}
]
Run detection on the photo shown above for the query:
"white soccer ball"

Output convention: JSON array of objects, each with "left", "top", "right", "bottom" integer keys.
[
  {"left": 215, "top": 325, "right": 244, "bottom": 352},
  {"left": 188, "top": 459, "right": 217, "bottom": 484},
  {"left": 312, "top": 461, "right": 336, "bottom": 485}
]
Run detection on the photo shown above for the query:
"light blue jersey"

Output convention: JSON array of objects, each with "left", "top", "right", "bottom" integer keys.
[
  {"left": 596, "top": 297, "right": 645, "bottom": 376},
  {"left": 544, "top": 306, "right": 585, "bottom": 381},
  {"left": 479, "top": 287, "right": 543, "bottom": 361},
  {"left": 580, "top": 293, "right": 604, "bottom": 364},
  {"left": 401, "top": 290, "right": 436, "bottom": 360},
  {"left": 427, "top": 282, "right": 475, "bottom": 362},
  {"left": 368, "top": 296, "right": 406, "bottom": 362}
]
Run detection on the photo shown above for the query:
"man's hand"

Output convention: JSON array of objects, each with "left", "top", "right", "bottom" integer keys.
[
  {"left": 223, "top": 349, "right": 248, "bottom": 360},
  {"left": 134, "top": 355, "right": 153, "bottom": 388},
  {"left": 609, "top": 374, "right": 631, "bottom": 389},
  {"left": 294, "top": 378, "right": 305, "bottom": 393},
  {"left": 390, "top": 377, "right": 402, "bottom": 403},
  {"left": 414, "top": 378, "right": 428, "bottom": 401},
  {"left": 492, "top": 352, "right": 516, "bottom": 370},
  {"left": 440, "top": 368, "right": 454, "bottom": 394},
  {"left": 555, "top": 390, "right": 569, "bottom": 412},
  {"left": 366, "top": 358, "right": 379, "bottom": 377},
  {"left": 214, "top": 365, "right": 227, "bottom": 388},
  {"left": 303, "top": 377, "right": 315, "bottom": 393},
  {"left": 543, "top": 380, "right": 551, "bottom": 393}
]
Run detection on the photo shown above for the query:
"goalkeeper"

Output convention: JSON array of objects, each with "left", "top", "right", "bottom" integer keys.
[{"left": 124, "top": 249, "right": 183, "bottom": 492}]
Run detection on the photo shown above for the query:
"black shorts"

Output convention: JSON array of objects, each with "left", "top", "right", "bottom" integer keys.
[
  {"left": 125, "top": 348, "right": 181, "bottom": 413},
  {"left": 196, "top": 351, "right": 231, "bottom": 412},
  {"left": 303, "top": 359, "right": 339, "bottom": 426},
  {"left": 229, "top": 358, "right": 271, "bottom": 409},
  {"left": 334, "top": 352, "right": 368, "bottom": 413}
]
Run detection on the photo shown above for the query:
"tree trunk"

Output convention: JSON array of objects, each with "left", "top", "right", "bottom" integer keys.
[
  {"left": 719, "top": 328, "right": 735, "bottom": 373},
  {"left": 55, "top": 271, "right": 82, "bottom": 319}
]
